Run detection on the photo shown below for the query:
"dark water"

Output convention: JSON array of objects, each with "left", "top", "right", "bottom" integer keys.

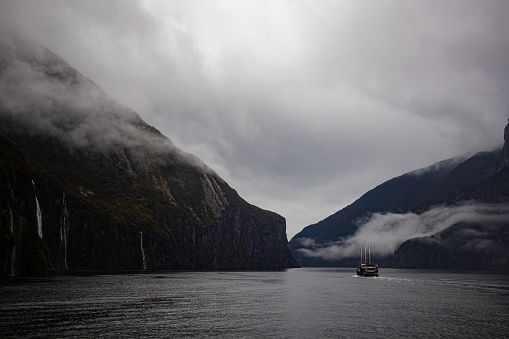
[{"left": 1, "top": 268, "right": 508, "bottom": 338}]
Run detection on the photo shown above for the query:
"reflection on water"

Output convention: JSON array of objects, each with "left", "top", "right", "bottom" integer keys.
[{"left": 1, "top": 269, "right": 508, "bottom": 338}]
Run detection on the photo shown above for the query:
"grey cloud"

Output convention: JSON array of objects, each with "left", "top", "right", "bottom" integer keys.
[
  {"left": 0, "top": 36, "right": 143, "bottom": 148},
  {"left": 298, "top": 202, "right": 509, "bottom": 260},
  {"left": 0, "top": 35, "right": 213, "bottom": 174}
]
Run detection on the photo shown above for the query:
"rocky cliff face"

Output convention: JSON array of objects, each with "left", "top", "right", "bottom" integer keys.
[
  {"left": 0, "top": 36, "right": 298, "bottom": 276},
  {"left": 497, "top": 119, "right": 509, "bottom": 170},
  {"left": 0, "top": 135, "right": 46, "bottom": 275}
]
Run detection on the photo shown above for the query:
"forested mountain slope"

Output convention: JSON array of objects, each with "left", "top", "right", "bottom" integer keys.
[
  {"left": 0, "top": 36, "right": 298, "bottom": 276},
  {"left": 290, "top": 120, "right": 509, "bottom": 269}
]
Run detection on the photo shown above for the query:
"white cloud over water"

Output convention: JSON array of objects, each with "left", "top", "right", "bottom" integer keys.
[{"left": 298, "top": 202, "right": 509, "bottom": 260}]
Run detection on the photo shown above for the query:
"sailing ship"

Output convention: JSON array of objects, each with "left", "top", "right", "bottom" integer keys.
[{"left": 356, "top": 244, "right": 379, "bottom": 277}]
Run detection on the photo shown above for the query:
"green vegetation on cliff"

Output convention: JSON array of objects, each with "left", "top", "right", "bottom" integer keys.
[{"left": 0, "top": 36, "right": 298, "bottom": 276}]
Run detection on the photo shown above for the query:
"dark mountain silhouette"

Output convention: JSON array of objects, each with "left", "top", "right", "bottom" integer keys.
[
  {"left": 0, "top": 36, "right": 298, "bottom": 276},
  {"left": 290, "top": 120, "right": 509, "bottom": 270}
]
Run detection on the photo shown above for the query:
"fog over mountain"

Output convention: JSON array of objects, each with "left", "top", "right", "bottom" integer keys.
[
  {"left": 289, "top": 127, "right": 509, "bottom": 269},
  {"left": 298, "top": 202, "right": 509, "bottom": 260},
  {"left": 0, "top": 35, "right": 207, "bottom": 170},
  {"left": 1, "top": 1, "right": 508, "bottom": 238},
  {"left": 0, "top": 36, "right": 299, "bottom": 275}
]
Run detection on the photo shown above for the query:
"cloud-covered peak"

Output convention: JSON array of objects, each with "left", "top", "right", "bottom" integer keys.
[
  {"left": 1, "top": 36, "right": 159, "bottom": 148},
  {"left": 0, "top": 35, "right": 216, "bottom": 175}
]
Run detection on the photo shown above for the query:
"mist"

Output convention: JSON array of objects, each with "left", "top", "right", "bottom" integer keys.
[
  {"left": 0, "top": 35, "right": 216, "bottom": 174},
  {"left": 0, "top": 35, "right": 141, "bottom": 147},
  {"left": 297, "top": 202, "right": 509, "bottom": 260}
]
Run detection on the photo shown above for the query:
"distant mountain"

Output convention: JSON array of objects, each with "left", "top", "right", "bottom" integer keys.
[
  {"left": 0, "top": 35, "right": 298, "bottom": 276},
  {"left": 289, "top": 120, "right": 509, "bottom": 270}
]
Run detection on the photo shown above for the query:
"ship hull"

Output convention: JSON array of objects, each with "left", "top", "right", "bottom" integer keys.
[{"left": 356, "top": 263, "right": 379, "bottom": 277}]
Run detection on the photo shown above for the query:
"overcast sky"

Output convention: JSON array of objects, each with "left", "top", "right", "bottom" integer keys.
[{"left": 1, "top": 0, "right": 508, "bottom": 239}]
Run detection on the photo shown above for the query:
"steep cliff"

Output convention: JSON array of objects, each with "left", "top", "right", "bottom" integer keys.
[
  {"left": 0, "top": 36, "right": 298, "bottom": 275},
  {"left": 0, "top": 135, "right": 46, "bottom": 275},
  {"left": 497, "top": 119, "right": 509, "bottom": 170}
]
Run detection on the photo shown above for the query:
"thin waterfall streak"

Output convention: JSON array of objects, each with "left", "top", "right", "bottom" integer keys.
[
  {"left": 141, "top": 231, "right": 148, "bottom": 270},
  {"left": 10, "top": 207, "right": 14, "bottom": 233},
  {"left": 11, "top": 245, "right": 16, "bottom": 276},
  {"left": 61, "top": 192, "right": 69, "bottom": 269},
  {"left": 35, "top": 197, "right": 42, "bottom": 239},
  {"left": 10, "top": 207, "right": 16, "bottom": 276}
]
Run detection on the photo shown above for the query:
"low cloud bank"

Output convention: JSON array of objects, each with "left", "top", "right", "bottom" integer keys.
[
  {"left": 297, "top": 202, "right": 509, "bottom": 260},
  {"left": 0, "top": 35, "right": 212, "bottom": 173},
  {"left": 0, "top": 35, "right": 159, "bottom": 149}
]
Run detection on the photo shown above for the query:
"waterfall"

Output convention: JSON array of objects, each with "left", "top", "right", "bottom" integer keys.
[
  {"left": 35, "top": 197, "right": 43, "bottom": 239},
  {"left": 32, "top": 180, "right": 43, "bottom": 239},
  {"left": 140, "top": 231, "right": 148, "bottom": 270},
  {"left": 10, "top": 207, "right": 16, "bottom": 276},
  {"left": 10, "top": 207, "right": 14, "bottom": 233},
  {"left": 60, "top": 195, "right": 64, "bottom": 243},
  {"left": 11, "top": 246, "right": 16, "bottom": 276},
  {"left": 61, "top": 193, "right": 69, "bottom": 269}
]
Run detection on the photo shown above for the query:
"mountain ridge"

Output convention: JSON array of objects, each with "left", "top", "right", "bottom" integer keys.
[
  {"left": 290, "top": 125, "right": 509, "bottom": 269},
  {"left": 0, "top": 36, "right": 299, "bottom": 276}
]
